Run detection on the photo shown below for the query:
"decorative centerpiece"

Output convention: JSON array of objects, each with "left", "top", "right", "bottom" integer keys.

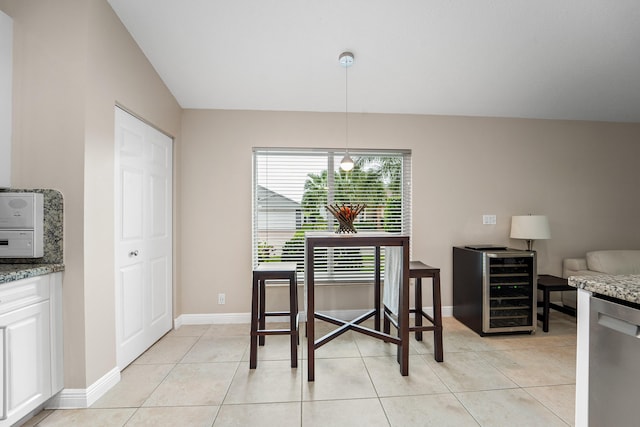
[{"left": 326, "top": 203, "right": 365, "bottom": 234}]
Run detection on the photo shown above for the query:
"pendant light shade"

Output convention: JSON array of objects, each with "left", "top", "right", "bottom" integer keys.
[
  {"left": 339, "top": 51, "right": 354, "bottom": 172},
  {"left": 340, "top": 153, "right": 354, "bottom": 171}
]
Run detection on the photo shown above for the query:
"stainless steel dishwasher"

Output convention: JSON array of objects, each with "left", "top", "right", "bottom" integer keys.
[{"left": 589, "top": 295, "right": 640, "bottom": 426}]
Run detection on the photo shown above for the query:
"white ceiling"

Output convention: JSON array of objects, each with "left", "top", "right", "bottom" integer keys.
[{"left": 107, "top": 0, "right": 640, "bottom": 123}]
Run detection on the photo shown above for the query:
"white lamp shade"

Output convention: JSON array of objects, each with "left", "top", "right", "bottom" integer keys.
[{"left": 510, "top": 215, "right": 551, "bottom": 240}]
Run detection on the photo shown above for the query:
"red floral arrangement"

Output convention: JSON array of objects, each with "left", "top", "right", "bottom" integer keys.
[{"left": 326, "top": 203, "right": 365, "bottom": 234}]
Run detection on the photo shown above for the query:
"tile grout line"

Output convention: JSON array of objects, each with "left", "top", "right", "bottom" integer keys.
[{"left": 520, "top": 385, "right": 574, "bottom": 426}]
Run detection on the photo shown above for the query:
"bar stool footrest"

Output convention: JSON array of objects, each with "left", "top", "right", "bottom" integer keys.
[
  {"left": 262, "top": 311, "right": 294, "bottom": 317},
  {"left": 385, "top": 306, "right": 439, "bottom": 331},
  {"left": 255, "top": 328, "right": 298, "bottom": 336}
]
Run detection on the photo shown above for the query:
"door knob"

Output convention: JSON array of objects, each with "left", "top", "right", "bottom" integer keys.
[{"left": 129, "top": 250, "right": 139, "bottom": 257}]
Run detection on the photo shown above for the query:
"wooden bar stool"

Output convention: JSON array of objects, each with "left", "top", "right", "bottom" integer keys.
[
  {"left": 250, "top": 262, "right": 299, "bottom": 369},
  {"left": 384, "top": 260, "right": 443, "bottom": 362}
]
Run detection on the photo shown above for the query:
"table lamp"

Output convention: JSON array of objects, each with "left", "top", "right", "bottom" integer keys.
[{"left": 510, "top": 214, "right": 551, "bottom": 251}]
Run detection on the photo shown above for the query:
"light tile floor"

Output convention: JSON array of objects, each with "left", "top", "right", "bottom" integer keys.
[{"left": 24, "top": 313, "right": 576, "bottom": 426}]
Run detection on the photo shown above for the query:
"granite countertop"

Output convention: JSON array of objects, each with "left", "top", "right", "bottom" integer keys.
[
  {"left": 568, "top": 274, "right": 640, "bottom": 304},
  {"left": 0, "top": 263, "right": 65, "bottom": 284}
]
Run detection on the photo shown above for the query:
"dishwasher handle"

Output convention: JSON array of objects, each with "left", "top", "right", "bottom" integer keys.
[{"left": 597, "top": 312, "right": 640, "bottom": 337}]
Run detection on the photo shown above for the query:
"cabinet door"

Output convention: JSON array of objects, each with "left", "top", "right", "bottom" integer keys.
[{"left": 0, "top": 301, "right": 51, "bottom": 422}]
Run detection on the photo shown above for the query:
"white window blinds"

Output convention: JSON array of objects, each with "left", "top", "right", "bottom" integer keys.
[{"left": 252, "top": 148, "right": 411, "bottom": 283}]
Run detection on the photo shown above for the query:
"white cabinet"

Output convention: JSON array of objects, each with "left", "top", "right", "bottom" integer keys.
[
  {"left": 0, "top": 273, "right": 62, "bottom": 427},
  {"left": 49, "top": 272, "right": 63, "bottom": 394},
  {"left": 0, "top": 10, "right": 13, "bottom": 188},
  {"left": 0, "top": 301, "right": 51, "bottom": 422}
]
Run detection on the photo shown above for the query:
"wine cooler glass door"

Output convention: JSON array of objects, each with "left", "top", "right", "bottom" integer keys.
[{"left": 483, "top": 252, "right": 536, "bottom": 333}]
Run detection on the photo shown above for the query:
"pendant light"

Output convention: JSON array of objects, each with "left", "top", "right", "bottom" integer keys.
[{"left": 339, "top": 51, "right": 355, "bottom": 172}]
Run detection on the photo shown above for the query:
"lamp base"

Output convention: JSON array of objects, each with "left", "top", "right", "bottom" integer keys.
[{"left": 525, "top": 239, "right": 534, "bottom": 251}]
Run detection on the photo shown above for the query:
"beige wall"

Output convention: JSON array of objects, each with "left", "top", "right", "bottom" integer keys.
[
  {"left": 180, "top": 110, "right": 640, "bottom": 313},
  {"left": 0, "top": 0, "right": 181, "bottom": 388}
]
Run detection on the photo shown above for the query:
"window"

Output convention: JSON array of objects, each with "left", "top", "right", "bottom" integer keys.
[{"left": 252, "top": 148, "right": 411, "bottom": 283}]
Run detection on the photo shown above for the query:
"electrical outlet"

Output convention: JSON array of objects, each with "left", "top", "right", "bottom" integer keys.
[
  {"left": 218, "top": 293, "right": 225, "bottom": 304},
  {"left": 483, "top": 214, "right": 497, "bottom": 225}
]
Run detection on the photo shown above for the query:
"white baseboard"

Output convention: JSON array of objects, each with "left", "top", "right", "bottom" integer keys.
[
  {"left": 175, "top": 306, "right": 453, "bottom": 326},
  {"left": 175, "top": 312, "right": 251, "bottom": 327},
  {"left": 46, "top": 367, "right": 120, "bottom": 409}
]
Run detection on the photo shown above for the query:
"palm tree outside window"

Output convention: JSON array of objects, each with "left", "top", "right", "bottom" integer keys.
[{"left": 252, "top": 148, "right": 411, "bottom": 283}]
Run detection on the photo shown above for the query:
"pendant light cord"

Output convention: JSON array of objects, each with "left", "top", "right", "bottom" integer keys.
[
  {"left": 339, "top": 52, "right": 355, "bottom": 172},
  {"left": 345, "top": 61, "right": 349, "bottom": 155},
  {"left": 264, "top": 154, "right": 269, "bottom": 262}
]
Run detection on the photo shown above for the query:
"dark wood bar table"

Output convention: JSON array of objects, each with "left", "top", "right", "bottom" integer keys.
[{"left": 304, "top": 231, "right": 410, "bottom": 381}]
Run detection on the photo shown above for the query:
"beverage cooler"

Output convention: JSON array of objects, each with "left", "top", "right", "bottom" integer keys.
[{"left": 453, "top": 246, "right": 537, "bottom": 336}]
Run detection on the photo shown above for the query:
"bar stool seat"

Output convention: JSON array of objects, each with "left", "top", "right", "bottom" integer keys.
[
  {"left": 384, "top": 260, "right": 443, "bottom": 362},
  {"left": 250, "top": 262, "right": 299, "bottom": 369}
]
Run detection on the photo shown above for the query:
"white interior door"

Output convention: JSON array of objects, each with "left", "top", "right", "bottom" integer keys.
[{"left": 115, "top": 106, "right": 173, "bottom": 369}]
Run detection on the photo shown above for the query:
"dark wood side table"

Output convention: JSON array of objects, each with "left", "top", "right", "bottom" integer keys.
[{"left": 537, "top": 274, "right": 577, "bottom": 332}]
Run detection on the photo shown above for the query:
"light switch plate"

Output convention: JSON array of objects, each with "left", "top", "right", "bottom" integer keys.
[{"left": 483, "top": 215, "right": 497, "bottom": 225}]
